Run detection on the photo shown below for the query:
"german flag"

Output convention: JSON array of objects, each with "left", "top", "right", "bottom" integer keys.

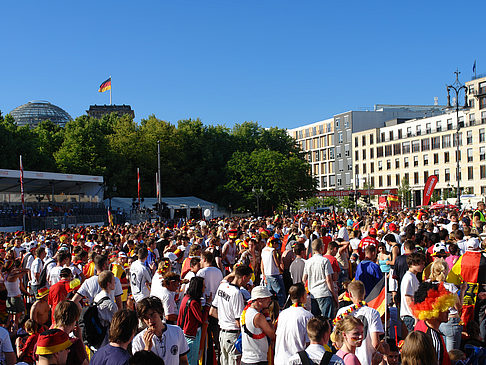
[
  {"left": 98, "top": 77, "right": 111, "bottom": 92},
  {"left": 365, "top": 276, "right": 387, "bottom": 316},
  {"left": 447, "top": 251, "right": 486, "bottom": 324}
]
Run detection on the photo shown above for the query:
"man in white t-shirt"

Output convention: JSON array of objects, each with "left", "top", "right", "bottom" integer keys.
[
  {"left": 210, "top": 265, "right": 252, "bottom": 365},
  {"left": 261, "top": 237, "right": 286, "bottom": 307},
  {"left": 336, "top": 281, "right": 384, "bottom": 365},
  {"left": 197, "top": 251, "right": 223, "bottom": 306},
  {"left": 132, "top": 296, "right": 189, "bottom": 365},
  {"left": 400, "top": 252, "right": 426, "bottom": 332},
  {"left": 274, "top": 283, "right": 314, "bottom": 365},
  {"left": 30, "top": 247, "right": 46, "bottom": 295},
  {"left": 72, "top": 255, "right": 123, "bottom": 309},
  {"left": 47, "top": 251, "right": 71, "bottom": 287},
  {"left": 0, "top": 325, "right": 15, "bottom": 365},
  {"left": 302, "top": 238, "right": 336, "bottom": 317},
  {"left": 128, "top": 247, "right": 153, "bottom": 302}
]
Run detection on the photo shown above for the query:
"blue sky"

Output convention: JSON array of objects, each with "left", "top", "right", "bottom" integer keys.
[{"left": 0, "top": 1, "right": 483, "bottom": 129}]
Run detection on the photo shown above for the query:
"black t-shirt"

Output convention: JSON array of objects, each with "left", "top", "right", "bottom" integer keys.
[{"left": 394, "top": 254, "right": 409, "bottom": 289}]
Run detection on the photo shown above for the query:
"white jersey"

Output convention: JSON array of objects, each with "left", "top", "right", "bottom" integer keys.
[
  {"left": 152, "top": 286, "right": 178, "bottom": 316},
  {"left": 129, "top": 260, "right": 152, "bottom": 302},
  {"left": 286, "top": 344, "right": 344, "bottom": 365},
  {"left": 196, "top": 266, "right": 223, "bottom": 306},
  {"left": 211, "top": 281, "right": 245, "bottom": 331},
  {"left": 336, "top": 305, "right": 384, "bottom": 365},
  {"left": 30, "top": 257, "right": 43, "bottom": 286},
  {"left": 274, "top": 305, "right": 314, "bottom": 365},
  {"left": 132, "top": 325, "right": 189, "bottom": 365},
  {"left": 77, "top": 275, "right": 123, "bottom": 304}
]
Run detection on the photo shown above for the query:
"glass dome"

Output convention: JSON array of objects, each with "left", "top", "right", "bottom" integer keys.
[{"left": 10, "top": 100, "right": 72, "bottom": 128}]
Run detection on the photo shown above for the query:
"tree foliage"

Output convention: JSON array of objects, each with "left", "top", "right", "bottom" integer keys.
[{"left": 0, "top": 111, "right": 317, "bottom": 210}]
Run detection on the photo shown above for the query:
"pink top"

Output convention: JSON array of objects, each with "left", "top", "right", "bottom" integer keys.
[
  {"left": 337, "top": 350, "right": 362, "bottom": 365},
  {"left": 446, "top": 255, "right": 459, "bottom": 270}
]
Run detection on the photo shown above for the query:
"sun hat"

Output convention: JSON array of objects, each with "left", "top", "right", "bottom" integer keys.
[
  {"left": 250, "top": 286, "right": 272, "bottom": 301},
  {"left": 36, "top": 329, "right": 73, "bottom": 355},
  {"left": 36, "top": 287, "right": 49, "bottom": 300}
]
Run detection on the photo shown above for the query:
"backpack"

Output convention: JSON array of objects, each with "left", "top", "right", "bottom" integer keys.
[
  {"left": 38, "top": 258, "right": 56, "bottom": 288},
  {"left": 79, "top": 296, "right": 110, "bottom": 351},
  {"left": 297, "top": 350, "right": 333, "bottom": 365}
]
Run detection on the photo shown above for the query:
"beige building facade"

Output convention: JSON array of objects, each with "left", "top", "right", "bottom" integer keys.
[{"left": 353, "top": 76, "right": 486, "bottom": 206}]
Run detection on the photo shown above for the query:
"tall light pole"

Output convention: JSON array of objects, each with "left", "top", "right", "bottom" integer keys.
[
  {"left": 157, "top": 140, "right": 162, "bottom": 218},
  {"left": 252, "top": 187, "right": 263, "bottom": 216},
  {"left": 446, "top": 69, "right": 468, "bottom": 210}
]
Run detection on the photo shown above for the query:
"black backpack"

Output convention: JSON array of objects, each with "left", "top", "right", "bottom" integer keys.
[
  {"left": 79, "top": 296, "right": 110, "bottom": 351},
  {"left": 37, "top": 258, "right": 56, "bottom": 288},
  {"left": 297, "top": 350, "right": 333, "bottom": 365}
]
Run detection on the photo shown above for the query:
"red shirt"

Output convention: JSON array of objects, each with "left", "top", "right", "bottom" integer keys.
[
  {"left": 358, "top": 236, "right": 379, "bottom": 260},
  {"left": 177, "top": 295, "right": 207, "bottom": 337},
  {"left": 324, "top": 254, "right": 340, "bottom": 275},
  {"left": 48, "top": 279, "right": 71, "bottom": 322}
]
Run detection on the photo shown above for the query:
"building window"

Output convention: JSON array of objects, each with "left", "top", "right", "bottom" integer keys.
[
  {"left": 481, "top": 147, "right": 485, "bottom": 161},
  {"left": 385, "top": 145, "right": 392, "bottom": 156},
  {"left": 387, "top": 160, "right": 391, "bottom": 170},
  {"left": 355, "top": 165, "right": 359, "bottom": 174},
  {"left": 395, "top": 158, "right": 399, "bottom": 169},
  {"left": 404, "top": 157, "right": 409, "bottom": 168},
  {"left": 337, "top": 177, "right": 342, "bottom": 185},
  {"left": 423, "top": 154, "right": 429, "bottom": 165},
  {"left": 370, "top": 148, "right": 374, "bottom": 159},
  {"left": 362, "top": 135, "right": 366, "bottom": 146},
  {"left": 378, "top": 161, "right": 383, "bottom": 171},
  {"left": 482, "top": 186, "right": 486, "bottom": 194},
  {"left": 414, "top": 156, "right": 419, "bottom": 167},
  {"left": 468, "top": 166, "right": 474, "bottom": 180},
  {"left": 442, "top": 135, "right": 451, "bottom": 148},
  {"left": 330, "top": 176, "right": 335, "bottom": 187},
  {"left": 395, "top": 174, "right": 400, "bottom": 186},
  {"left": 338, "top": 132, "right": 343, "bottom": 143},
  {"left": 315, "top": 151, "right": 320, "bottom": 162},
  {"left": 355, "top": 150, "right": 359, "bottom": 160},
  {"left": 377, "top": 146, "right": 383, "bottom": 157},
  {"left": 387, "top": 175, "right": 391, "bottom": 186},
  {"left": 481, "top": 165, "right": 486, "bottom": 179},
  {"left": 453, "top": 132, "right": 462, "bottom": 147},
  {"left": 447, "top": 119, "right": 453, "bottom": 130},
  {"left": 404, "top": 173, "right": 409, "bottom": 182},
  {"left": 444, "top": 152, "right": 450, "bottom": 163},
  {"left": 480, "top": 128, "right": 485, "bottom": 143},
  {"left": 393, "top": 143, "right": 401, "bottom": 155},
  {"left": 336, "top": 146, "right": 341, "bottom": 158},
  {"left": 362, "top": 149, "right": 366, "bottom": 160},
  {"left": 467, "top": 148, "right": 473, "bottom": 162},
  {"left": 397, "top": 129, "right": 402, "bottom": 139},
  {"left": 322, "top": 150, "right": 327, "bottom": 160},
  {"left": 434, "top": 153, "right": 439, "bottom": 164},
  {"left": 335, "top": 118, "right": 340, "bottom": 128},
  {"left": 414, "top": 172, "right": 419, "bottom": 184},
  {"left": 402, "top": 142, "right": 410, "bottom": 154},
  {"left": 470, "top": 113, "right": 476, "bottom": 126},
  {"left": 370, "top": 134, "right": 374, "bottom": 144},
  {"left": 412, "top": 141, "right": 420, "bottom": 153},
  {"left": 456, "top": 150, "right": 461, "bottom": 162},
  {"left": 329, "top": 148, "right": 334, "bottom": 159},
  {"left": 436, "top": 121, "right": 442, "bottom": 132},
  {"left": 426, "top": 123, "right": 431, "bottom": 134},
  {"left": 421, "top": 138, "right": 430, "bottom": 151},
  {"left": 379, "top": 176, "right": 383, "bottom": 186},
  {"left": 344, "top": 115, "right": 349, "bottom": 128},
  {"left": 424, "top": 171, "right": 429, "bottom": 182},
  {"left": 407, "top": 127, "right": 412, "bottom": 137},
  {"left": 381, "top": 132, "right": 385, "bottom": 142},
  {"left": 370, "top": 162, "right": 374, "bottom": 173},
  {"left": 445, "top": 168, "right": 450, "bottom": 181},
  {"left": 345, "top": 144, "right": 350, "bottom": 157},
  {"left": 434, "top": 169, "right": 439, "bottom": 177},
  {"left": 371, "top": 176, "right": 375, "bottom": 186},
  {"left": 432, "top": 137, "right": 440, "bottom": 149},
  {"left": 482, "top": 111, "right": 486, "bottom": 124},
  {"left": 338, "top": 160, "right": 344, "bottom": 171},
  {"left": 355, "top": 137, "right": 358, "bottom": 147},
  {"left": 416, "top": 125, "right": 421, "bottom": 136},
  {"left": 389, "top": 131, "right": 394, "bottom": 140},
  {"left": 467, "top": 130, "right": 473, "bottom": 145}
]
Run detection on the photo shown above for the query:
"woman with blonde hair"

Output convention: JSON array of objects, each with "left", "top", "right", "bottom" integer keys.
[
  {"left": 428, "top": 258, "right": 463, "bottom": 351},
  {"left": 401, "top": 331, "right": 437, "bottom": 365},
  {"left": 332, "top": 315, "right": 364, "bottom": 365}
]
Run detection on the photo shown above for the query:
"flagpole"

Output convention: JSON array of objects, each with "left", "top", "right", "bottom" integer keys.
[
  {"left": 20, "top": 155, "right": 25, "bottom": 232},
  {"left": 110, "top": 75, "right": 112, "bottom": 105},
  {"left": 384, "top": 273, "right": 388, "bottom": 340}
]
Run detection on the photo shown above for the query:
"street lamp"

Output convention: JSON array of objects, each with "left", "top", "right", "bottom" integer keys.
[
  {"left": 252, "top": 187, "right": 264, "bottom": 216},
  {"left": 446, "top": 69, "right": 469, "bottom": 210}
]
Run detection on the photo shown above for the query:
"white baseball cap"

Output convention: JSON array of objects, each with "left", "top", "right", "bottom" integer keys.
[
  {"left": 250, "top": 286, "right": 272, "bottom": 301},
  {"left": 466, "top": 238, "right": 480, "bottom": 251}
]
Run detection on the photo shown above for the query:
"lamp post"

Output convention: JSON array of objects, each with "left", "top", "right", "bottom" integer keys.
[
  {"left": 446, "top": 69, "right": 469, "bottom": 210},
  {"left": 252, "top": 187, "right": 264, "bottom": 216}
]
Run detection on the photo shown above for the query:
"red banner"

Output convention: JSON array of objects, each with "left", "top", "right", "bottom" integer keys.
[
  {"left": 317, "top": 188, "right": 398, "bottom": 197},
  {"left": 423, "top": 175, "right": 438, "bottom": 206}
]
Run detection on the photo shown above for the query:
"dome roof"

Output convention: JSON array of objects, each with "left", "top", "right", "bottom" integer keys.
[{"left": 10, "top": 100, "right": 72, "bottom": 128}]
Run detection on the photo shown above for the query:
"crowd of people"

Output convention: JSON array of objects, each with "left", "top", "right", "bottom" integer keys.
[{"left": 0, "top": 204, "right": 485, "bottom": 365}]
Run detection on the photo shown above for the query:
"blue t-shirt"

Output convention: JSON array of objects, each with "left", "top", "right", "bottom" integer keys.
[
  {"left": 355, "top": 260, "right": 383, "bottom": 296},
  {"left": 89, "top": 344, "right": 130, "bottom": 365}
]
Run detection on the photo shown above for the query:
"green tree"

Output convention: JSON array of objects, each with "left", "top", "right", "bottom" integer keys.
[
  {"left": 398, "top": 177, "right": 412, "bottom": 208},
  {"left": 339, "top": 196, "right": 355, "bottom": 210}
]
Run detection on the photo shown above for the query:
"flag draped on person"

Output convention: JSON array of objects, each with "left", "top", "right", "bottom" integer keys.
[
  {"left": 365, "top": 276, "right": 386, "bottom": 316},
  {"left": 108, "top": 209, "right": 113, "bottom": 226}
]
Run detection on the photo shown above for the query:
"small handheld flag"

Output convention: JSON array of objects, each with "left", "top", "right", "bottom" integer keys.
[
  {"left": 98, "top": 77, "right": 111, "bottom": 92},
  {"left": 473, "top": 60, "right": 476, "bottom": 74}
]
